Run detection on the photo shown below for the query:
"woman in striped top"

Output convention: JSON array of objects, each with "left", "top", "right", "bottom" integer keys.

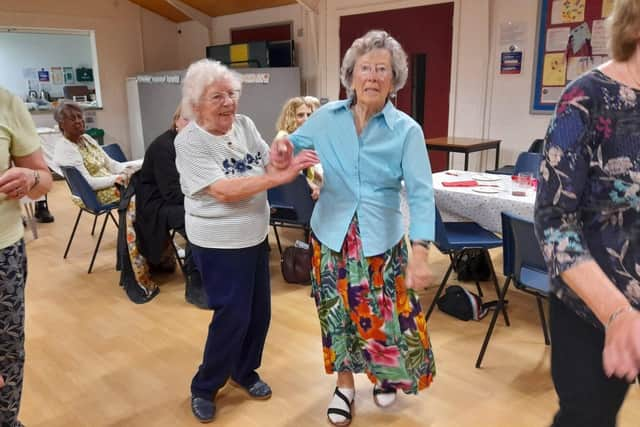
[{"left": 174, "top": 59, "right": 318, "bottom": 423}]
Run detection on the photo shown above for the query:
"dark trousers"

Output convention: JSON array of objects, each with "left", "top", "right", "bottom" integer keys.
[
  {"left": 165, "top": 206, "right": 198, "bottom": 280},
  {"left": 0, "top": 240, "right": 26, "bottom": 427},
  {"left": 190, "top": 239, "right": 271, "bottom": 399},
  {"left": 549, "top": 296, "right": 630, "bottom": 427}
]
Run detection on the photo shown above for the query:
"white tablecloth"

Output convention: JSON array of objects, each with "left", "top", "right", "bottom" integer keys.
[
  {"left": 37, "top": 127, "right": 63, "bottom": 176},
  {"left": 432, "top": 170, "right": 536, "bottom": 233}
]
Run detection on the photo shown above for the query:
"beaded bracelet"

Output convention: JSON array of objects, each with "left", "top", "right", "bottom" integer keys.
[{"left": 605, "top": 306, "right": 636, "bottom": 331}]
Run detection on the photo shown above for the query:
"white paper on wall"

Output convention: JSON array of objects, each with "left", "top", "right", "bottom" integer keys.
[{"left": 546, "top": 27, "right": 570, "bottom": 52}]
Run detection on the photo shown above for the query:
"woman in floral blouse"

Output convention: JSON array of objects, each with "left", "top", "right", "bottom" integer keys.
[{"left": 534, "top": 1, "right": 640, "bottom": 426}]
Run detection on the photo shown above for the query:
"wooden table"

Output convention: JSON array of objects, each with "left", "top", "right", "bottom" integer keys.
[{"left": 426, "top": 137, "right": 501, "bottom": 171}]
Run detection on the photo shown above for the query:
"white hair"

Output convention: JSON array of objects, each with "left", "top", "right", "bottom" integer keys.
[
  {"left": 180, "top": 59, "right": 242, "bottom": 120},
  {"left": 340, "top": 30, "right": 408, "bottom": 99}
]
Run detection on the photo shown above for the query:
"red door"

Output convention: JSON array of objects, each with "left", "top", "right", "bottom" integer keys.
[{"left": 340, "top": 3, "right": 454, "bottom": 171}]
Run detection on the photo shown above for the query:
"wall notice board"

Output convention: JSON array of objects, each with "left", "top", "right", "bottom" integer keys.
[{"left": 531, "top": 0, "right": 614, "bottom": 113}]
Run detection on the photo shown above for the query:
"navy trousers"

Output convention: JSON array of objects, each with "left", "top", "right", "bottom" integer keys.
[
  {"left": 549, "top": 296, "right": 630, "bottom": 427},
  {"left": 190, "top": 239, "right": 271, "bottom": 399}
]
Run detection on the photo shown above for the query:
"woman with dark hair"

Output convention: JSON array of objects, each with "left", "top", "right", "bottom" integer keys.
[{"left": 135, "top": 104, "right": 206, "bottom": 308}]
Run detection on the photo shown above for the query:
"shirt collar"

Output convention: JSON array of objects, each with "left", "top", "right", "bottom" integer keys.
[{"left": 328, "top": 98, "right": 399, "bottom": 130}]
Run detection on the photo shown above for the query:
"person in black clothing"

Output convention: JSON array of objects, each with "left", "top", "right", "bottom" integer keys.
[{"left": 135, "top": 105, "right": 207, "bottom": 308}]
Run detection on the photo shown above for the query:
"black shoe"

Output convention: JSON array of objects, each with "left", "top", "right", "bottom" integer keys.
[
  {"left": 34, "top": 200, "right": 54, "bottom": 223},
  {"left": 185, "top": 273, "right": 209, "bottom": 309},
  {"left": 191, "top": 395, "right": 215, "bottom": 423}
]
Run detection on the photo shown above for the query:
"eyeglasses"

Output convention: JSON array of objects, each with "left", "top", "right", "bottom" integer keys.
[
  {"left": 204, "top": 90, "right": 240, "bottom": 105},
  {"left": 355, "top": 64, "right": 391, "bottom": 78}
]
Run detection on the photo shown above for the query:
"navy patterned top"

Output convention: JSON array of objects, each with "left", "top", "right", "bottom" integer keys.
[{"left": 535, "top": 69, "right": 640, "bottom": 328}]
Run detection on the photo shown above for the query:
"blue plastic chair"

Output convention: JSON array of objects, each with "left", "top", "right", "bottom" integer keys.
[
  {"left": 514, "top": 152, "right": 543, "bottom": 179},
  {"left": 102, "top": 143, "right": 127, "bottom": 162},
  {"left": 267, "top": 174, "right": 315, "bottom": 254},
  {"left": 475, "top": 211, "right": 550, "bottom": 368},
  {"left": 486, "top": 139, "right": 544, "bottom": 175},
  {"left": 60, "top": 166, "right": 119, "bottom": 273},
  {"left": 426, "top": 208, "right": 509, "bottom": 325}
]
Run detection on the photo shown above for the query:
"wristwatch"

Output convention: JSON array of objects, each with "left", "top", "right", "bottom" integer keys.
[{"left": 411, "top": 239, "right": 432, "bottom": 250}]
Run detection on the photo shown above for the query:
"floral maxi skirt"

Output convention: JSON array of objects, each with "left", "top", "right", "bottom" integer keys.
[{"left": 310, "top": 216, "right": 435, "bottom": 393}]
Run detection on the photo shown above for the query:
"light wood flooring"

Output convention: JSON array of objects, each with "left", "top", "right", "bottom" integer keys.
[{"left": 17, "top": 181, "right": 638, "bottom": 426}]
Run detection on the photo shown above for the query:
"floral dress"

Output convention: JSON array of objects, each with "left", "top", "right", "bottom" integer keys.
[
  {"left": 311, "top": 215, "right": 435, "bottom": 393},
  {"left": 77, "top": 139, "right": 120, "bottom": 205},
  {"left": 534, "top": 69, "right": 640, "bottom": 327}
]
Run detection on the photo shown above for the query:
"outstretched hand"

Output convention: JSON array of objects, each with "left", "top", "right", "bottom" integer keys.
[
  {"left": 270, "top": 138, "right": 294, "bottom": 170},
  {"left": 268, "top": 149, "right": 319, "bottom": 185}
]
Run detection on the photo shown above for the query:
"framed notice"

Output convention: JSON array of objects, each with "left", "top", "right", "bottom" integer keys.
[{"left": 531, "top": 0, "right": 612, "bottom": 113}]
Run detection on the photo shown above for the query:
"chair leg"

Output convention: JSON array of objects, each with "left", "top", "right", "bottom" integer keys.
[
  {"left": 91, "top": 215, "right": 98, "bottom": 236},
  {"left": 108, "top": 211, "right": 119, "bottom": 228},
  {"left": 475, "top": 281, "right": 484, "bottom": 297},
  {"left": 273, "top": 225, "right": 283, "bottom": 255},
  {"left": 483, "top": 249, "right": 510, "bottom": 326},
  {"left": 476, "top": 276, "right": 512, "bottom": 368},
  {"left": 88, "top": 213, "right": 109, "bottom": 274},
  {"left": 425, "top": 261, "right": 455, "bottom": 321},
  {"left": 536, "top": 297, "right": 551, "bottom": 345},
  {"left": 64, "top": 209, "right": 83, "bottom": 259}
]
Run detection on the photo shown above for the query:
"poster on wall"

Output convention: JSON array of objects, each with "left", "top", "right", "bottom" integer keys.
[
  {"left": 532, "top": 0, "right": 611, "bottom": 113},
  {"left": 37, "top": 68, "right": 50, "bottom": 82},
  {"left": 63, "top": 67, "right": 75, "bottom": 84},
  {"left": 501, "top": 51, "right": 523, "bottom": 74},
  {"left": 51, "top": 67, "right": 63, "bottom": 85}
]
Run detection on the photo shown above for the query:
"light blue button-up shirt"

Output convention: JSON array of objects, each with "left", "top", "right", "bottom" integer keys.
[{"left": 289, "top": 99, "right": 435, "bottom": 256}]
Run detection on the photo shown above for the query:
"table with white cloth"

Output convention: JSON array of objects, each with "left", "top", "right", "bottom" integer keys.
[{"left": 432, "top": 170, "right": 536, "bottom": 233}]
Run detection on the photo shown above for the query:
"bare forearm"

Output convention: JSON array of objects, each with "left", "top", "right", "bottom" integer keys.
[
  {"left": 560, "top": 260, "right": 631, "bottom": 326},
  {"left": 207, "top": 174, "right": 278, "bottom": 203}
]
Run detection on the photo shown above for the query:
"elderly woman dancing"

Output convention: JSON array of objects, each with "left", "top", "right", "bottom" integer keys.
[
  {"left": 175, "top": 59, "right": 318, "bottom": 423},
  {"left": 272, "top": 30, "right": 436, "bottom": 426}
]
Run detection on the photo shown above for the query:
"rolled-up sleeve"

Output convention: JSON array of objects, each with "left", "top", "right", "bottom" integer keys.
[{"left": 534, "top": 89, "right": 594, "bottom": 277}]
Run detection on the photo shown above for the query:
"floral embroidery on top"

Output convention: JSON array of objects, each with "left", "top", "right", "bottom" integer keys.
[
  {"left": 535, "top": 69, "right": 640, "bottom": 328},
  {"left": 222, "top": 151, "right": 263, "bottom": 175}
]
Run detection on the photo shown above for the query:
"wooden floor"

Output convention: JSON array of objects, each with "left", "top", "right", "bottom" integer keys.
[{"left": 18, "top": 181, "right": 638, "bottom": 426}]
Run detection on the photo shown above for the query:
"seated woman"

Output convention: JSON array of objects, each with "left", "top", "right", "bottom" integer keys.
[
  {"left": 275, "top": 96, "right": 323, "bottom": 200},
  {"left": 135, "top": 105, "right": 206, "bottom": 308},
  {"left": 53, "top": 101, "right": 141, "bottom": 206}
]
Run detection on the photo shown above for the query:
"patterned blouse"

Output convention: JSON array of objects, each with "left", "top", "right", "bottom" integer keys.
[{"left": 535, "top": 69, "right": 640, "bottom": 328}]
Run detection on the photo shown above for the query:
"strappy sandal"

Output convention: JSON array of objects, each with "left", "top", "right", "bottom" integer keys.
[
  {"left": 327, "top": 387, "right": 354, "bottom": 426},
  {"left": 373, "top": 384, "right": 397, "bottom": 408}
]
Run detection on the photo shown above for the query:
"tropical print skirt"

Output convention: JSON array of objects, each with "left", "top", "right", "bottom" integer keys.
[{"left": 310, "top": 216, "right": 435, "bottom": 394}]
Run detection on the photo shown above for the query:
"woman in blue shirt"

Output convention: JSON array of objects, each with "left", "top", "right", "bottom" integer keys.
[
  {"left": 535, "top": 1, "right": 640, "bottom": 426},
  {"left": 273, "top": 30, "right": 436, "bottom": 426}
]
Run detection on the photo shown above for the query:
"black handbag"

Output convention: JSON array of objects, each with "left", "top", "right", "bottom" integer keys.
[
  {"left": 280, "top": 246, "right": 311, "bottom": 284},
  {"left": 436, "top": 285, "right": 499, "bottom": 321},
  {"left": 455, "top": 249, "right": 491, "bottom": 282}
]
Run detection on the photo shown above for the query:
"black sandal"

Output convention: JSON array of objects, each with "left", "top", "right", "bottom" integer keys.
[
  {"left": 373, "top": 384, "right": 397, "bottom": 408},
  {"left": 327, "top": 387, "right": 354, "bottom": 426}
]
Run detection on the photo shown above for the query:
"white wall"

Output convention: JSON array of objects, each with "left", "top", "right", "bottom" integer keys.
[
  {"left": 177, "top": 20, "right": 210, "bottom": 68},
  {"left": 141, "top": 9, "right": 179, "bottom": 72},
  {"left": 485, "top": 0, "right": 550, "bottom": 165}
]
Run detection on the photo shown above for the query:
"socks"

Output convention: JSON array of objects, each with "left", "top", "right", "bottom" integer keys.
[
  {"left": 374, "top": 383, "right": 397, "bottom": 408},
  {"left": 327, "top": 387, "right": 354, "bottom": 424}
]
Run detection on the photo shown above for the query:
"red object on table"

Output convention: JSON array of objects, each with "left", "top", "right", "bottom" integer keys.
[{"left": 441, "top": 180, "right": 478, "bottom": 187}]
